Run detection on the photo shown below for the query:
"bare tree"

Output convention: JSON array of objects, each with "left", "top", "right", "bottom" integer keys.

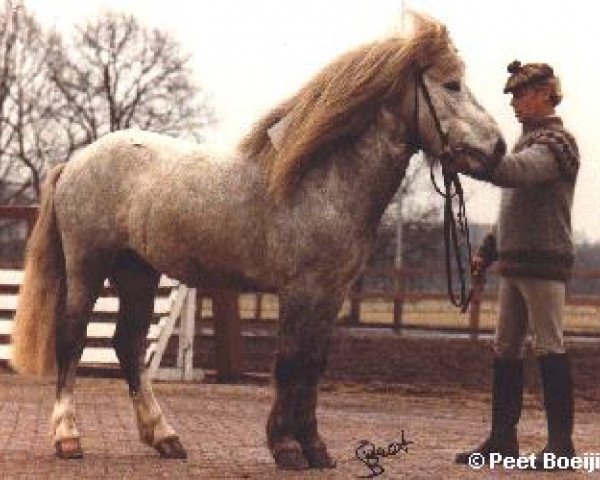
[
  {"left": 0, "top": 6, "right": 215, "bottom": 205},
  {"left": 47, "top": 10, "right": 215, "bottom": 153},
  {"left": 0, "top": 1, "right": 60, "bottom": 202}
]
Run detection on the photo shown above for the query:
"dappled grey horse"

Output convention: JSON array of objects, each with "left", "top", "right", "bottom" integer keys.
[{"left": 11, "top": 13, "right": 504, "bottom": 469}]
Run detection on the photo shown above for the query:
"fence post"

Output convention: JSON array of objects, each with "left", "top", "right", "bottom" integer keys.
[
  {"left": 0, "top": 205, "right": 39, "bottom": 239},
  {"left": 177, "top": 288, "right": 196, "bottom": 381},
  {"left": 254, "top": 293, "right": 263, "bottom": 320},
  {"left": 213, "top": 290, "right": 242, "bottom": 382},
  {"left": 348, "top": 276, "right": 363, "bottom": 325},
  {"left": 393, "top": 268, "right": 404, "bottom": 332},
  {"left": 469, "top": 273, "right": 486, "bottom": 341}
]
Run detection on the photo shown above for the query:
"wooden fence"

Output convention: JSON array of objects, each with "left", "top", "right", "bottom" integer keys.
[
  {"left": 343, "top": 266, "right": 600, "bottom": 338},
  {"left": 2, "top": 205, "right": 600, "bottom": 381},
  {"left": 2, "top": 204, "right": 600, "bottom": 335},
  {"left": 0, "top": 205, "right": 37, "bottom": 233}
]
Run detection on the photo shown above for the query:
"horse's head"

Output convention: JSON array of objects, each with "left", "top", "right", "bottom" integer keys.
[
  {"left": 412, "top": 60, "right": 506, "bottom": 176},
  {"left": 382, "top": 12, "right": 505, "bottom": 177}
]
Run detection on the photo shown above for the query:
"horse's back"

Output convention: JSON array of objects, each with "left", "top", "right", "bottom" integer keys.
[
  {"left": 52, "top": 130, "right": 272, "bottom": 285},
  {"left": 60, "top": 129, "right": 206, "bottom": 185},
  {"left": 54, "top": 130, "right": 215, "bottom": 256}
]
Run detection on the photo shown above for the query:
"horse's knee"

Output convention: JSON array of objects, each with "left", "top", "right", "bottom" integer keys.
[
  {"left": 274, "top": 342, "right": 329, "bottom": 387},
  {"left": 274, "top": 349, "right": 302, "bottom": 387},
  {"left": 305, "top": 348, "right": 329, "bottom": 381}
]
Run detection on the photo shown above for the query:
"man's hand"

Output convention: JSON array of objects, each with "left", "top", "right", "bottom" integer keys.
[{"left": 471, "top": 254, "right": 487, "bottom": 279}]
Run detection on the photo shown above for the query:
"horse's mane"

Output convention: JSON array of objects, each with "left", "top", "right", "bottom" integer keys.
[{"left": 238, "top": 12, "right": 458, "bottom": 200}]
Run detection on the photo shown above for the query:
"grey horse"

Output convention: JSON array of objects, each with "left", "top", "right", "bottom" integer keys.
[{"left": 11, "top": 13, "right": 504, "bottom": 470}]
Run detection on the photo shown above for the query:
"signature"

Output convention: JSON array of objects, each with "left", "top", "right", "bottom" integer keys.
[{"left": 355, "top": 431, "right": 413, "bottom": 478}]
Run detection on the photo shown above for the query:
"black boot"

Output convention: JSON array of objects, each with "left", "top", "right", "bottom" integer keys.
[
  {"left": 532, "top": 353, "right": 575, "bottom": 470},
  {"left": 455, "top": 357, "right": 523, "bottom": 465}
]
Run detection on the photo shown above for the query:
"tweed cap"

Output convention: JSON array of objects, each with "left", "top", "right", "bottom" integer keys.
[{"left": 503, "top": 60, "right": 556, "bottom": 93}]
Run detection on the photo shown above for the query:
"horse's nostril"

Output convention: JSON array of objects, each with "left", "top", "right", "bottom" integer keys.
[{"left": 494, "top": 138, "right": 506, "bottom": 157}]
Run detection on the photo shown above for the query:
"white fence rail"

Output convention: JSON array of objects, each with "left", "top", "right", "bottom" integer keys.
[{"left": 0, "top": 270, "right": 202, "bottom": 381}]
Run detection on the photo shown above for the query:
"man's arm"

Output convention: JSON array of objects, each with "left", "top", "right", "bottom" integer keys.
[
  {"left": 449, "top": 139, "right": 578, "bottom": 187},
  {"left": 487, "top": 144, "right": 561, "bottom": 187}
]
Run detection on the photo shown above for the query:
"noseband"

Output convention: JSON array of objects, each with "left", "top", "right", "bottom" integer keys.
[{"left": 414, "top": 71, "right": 473, "bottom": 313}]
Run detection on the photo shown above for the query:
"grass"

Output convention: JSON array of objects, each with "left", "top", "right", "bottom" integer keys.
[{"left": 197, "top": 294, "right": 600, "bottom": 335}]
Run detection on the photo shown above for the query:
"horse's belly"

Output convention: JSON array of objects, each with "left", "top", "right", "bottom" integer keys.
[{"left": 135, "top": 249, "right": 272, "bottom": 292}]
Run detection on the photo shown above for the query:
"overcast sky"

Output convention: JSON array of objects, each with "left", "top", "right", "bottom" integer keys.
[{"left": 24, "top": 0, "right": 600, "bottom": 241}]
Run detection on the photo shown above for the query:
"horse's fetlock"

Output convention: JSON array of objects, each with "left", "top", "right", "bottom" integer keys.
[
  {"left": 51, "top": 410, "right": 80, "bottom": 442},
  {"left": 138, "top": 424, "right": 155, "bottom": 446}
]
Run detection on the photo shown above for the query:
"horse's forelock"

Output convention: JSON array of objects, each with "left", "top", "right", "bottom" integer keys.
[{"left": 239, "top": 12, "right": 459, "bottom": 200}]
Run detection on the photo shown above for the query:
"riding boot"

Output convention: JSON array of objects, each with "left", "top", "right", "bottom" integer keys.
[
  {"left": 455, "top": 357, "right": 522, "bottom": 465},
  {"left": 531, "top": 353, "right": 575, "bottom": 469}
]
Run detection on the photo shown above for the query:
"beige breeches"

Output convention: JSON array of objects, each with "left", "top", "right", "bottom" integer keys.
[{"left": 494, "top": 276, "right": 566, "bottom": 358}]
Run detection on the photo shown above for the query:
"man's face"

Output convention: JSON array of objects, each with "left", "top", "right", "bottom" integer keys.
[{"left": 510, "top": 84, "right": 553, "bottom": 123}]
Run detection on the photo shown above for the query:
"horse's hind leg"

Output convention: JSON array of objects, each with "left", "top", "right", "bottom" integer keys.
[
  {"left": 110, "top": 252, "right": 186, "bottom": 459},
  {"left": 52, "top": 257, "right": 106, "bottom": 459},
  {"left": 267, "top": 287, "right": 342, "bottom": 470}
]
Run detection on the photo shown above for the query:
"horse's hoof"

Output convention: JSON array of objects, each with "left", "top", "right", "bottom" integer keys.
[
  {"left": 303, "top": 443, "right": 337, "bottom": 469},
  {"left": 55, "top": 438, "right": 83, "bottom": 460},
  {"left": 273, "top": 443, "right": 310, "bottom": 470},
  {"left": 155, "top": 436, "right": 187, "bottom": 459}
]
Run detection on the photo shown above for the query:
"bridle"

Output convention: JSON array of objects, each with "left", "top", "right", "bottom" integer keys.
[
  {"left": 415, "top": 71, "right": 473, "bottom": 312},
  {"left": 413, "top": 70, "right": 473, "bottom": 313}
]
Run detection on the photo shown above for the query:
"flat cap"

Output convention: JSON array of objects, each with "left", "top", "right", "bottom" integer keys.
[{"left": 504, "top": 60, "right": 556, "bottom": 93}]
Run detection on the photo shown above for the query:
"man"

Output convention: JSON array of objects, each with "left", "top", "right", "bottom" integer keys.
[{"left": 452, "top": 60, "right": 579, "bottom": 469}]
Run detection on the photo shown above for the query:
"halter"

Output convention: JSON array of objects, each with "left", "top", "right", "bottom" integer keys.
[{"left": 413, "top": 70, "right": 473, "bottom": 313}]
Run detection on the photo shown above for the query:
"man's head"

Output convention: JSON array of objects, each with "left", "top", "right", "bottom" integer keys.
[{"left": 504, "top": 60, "right": 561, "bottom": 123}]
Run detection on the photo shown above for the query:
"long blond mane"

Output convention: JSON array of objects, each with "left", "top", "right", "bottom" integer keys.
[{"left": 238, "top": 13, "right": 459, "bottom": 200}]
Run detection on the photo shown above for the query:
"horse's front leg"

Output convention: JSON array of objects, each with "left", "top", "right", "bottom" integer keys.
[{"left": 267, "top": 290, "right": 341, "bottom": 470}]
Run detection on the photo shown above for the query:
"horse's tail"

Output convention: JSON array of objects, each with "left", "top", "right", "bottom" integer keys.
[{"left": 10, "top": 164, "right": 66, "bottom": 376}]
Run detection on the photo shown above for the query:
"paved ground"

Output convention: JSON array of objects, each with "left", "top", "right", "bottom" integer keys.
[{"left": 0, "top": 372, "right": 599, "bottom": 479}]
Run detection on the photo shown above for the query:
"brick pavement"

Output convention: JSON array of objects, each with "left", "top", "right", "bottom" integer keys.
[{"left": 0, "top": 372, "right": 599, "bottom": 479}]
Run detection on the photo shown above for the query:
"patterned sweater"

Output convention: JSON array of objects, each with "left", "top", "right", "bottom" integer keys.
[{"left": 478, "top": 116, "right": 579, "bottom": 281}]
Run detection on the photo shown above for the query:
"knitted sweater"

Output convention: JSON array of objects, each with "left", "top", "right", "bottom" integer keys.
[{"left": 479, "top": 116, "right": 579, "bottom": 281}]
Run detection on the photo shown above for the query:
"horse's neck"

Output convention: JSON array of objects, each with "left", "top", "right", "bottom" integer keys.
[{"left": 325, "top": 121, "right": 416, "bottom": 230}]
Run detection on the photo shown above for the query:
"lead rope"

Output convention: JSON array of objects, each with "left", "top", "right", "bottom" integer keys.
[
  {"left": 444, "top": 167, "right": 473, "bottom": 312},
  {"left": 417, "top": 73, "right": 474, "bottom": 312},
  {"left": 429, "top": 161, "right": 473, "bottom": 313}
]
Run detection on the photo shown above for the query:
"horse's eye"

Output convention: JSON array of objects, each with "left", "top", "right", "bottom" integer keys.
[{"left": 444, "top": 81, "right": 461, "bottom": 92}]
